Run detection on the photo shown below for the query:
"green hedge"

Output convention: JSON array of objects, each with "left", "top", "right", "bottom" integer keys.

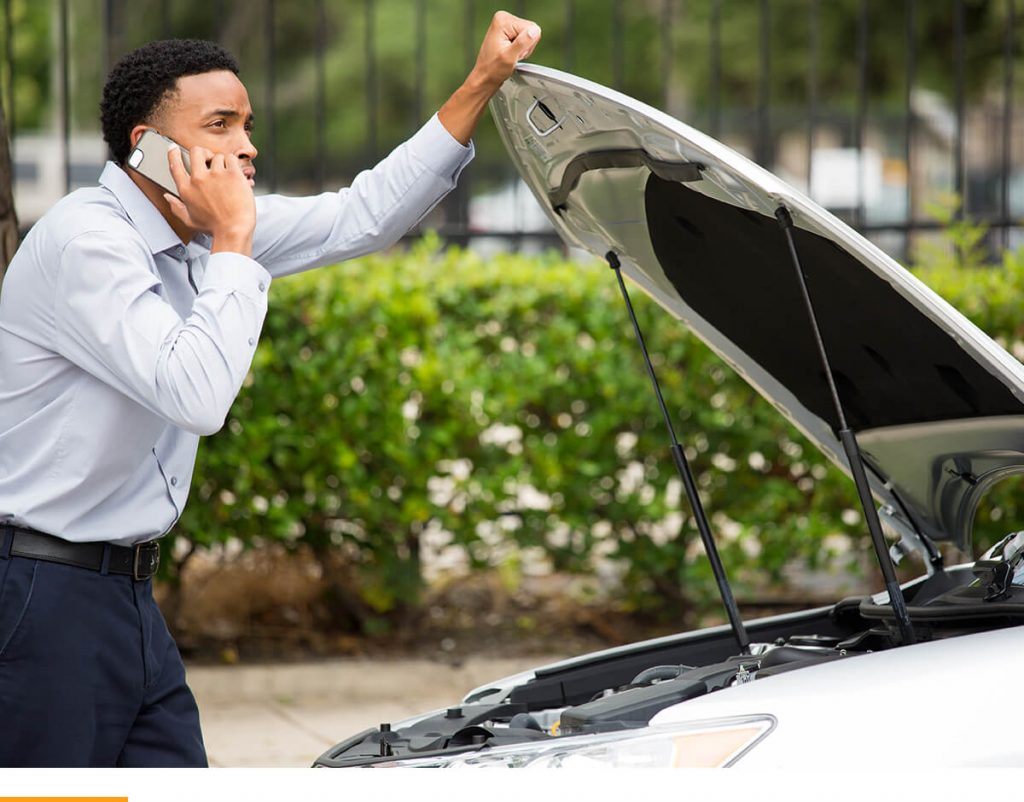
[
  {"left": 912, "top": 219, "right": 1024, "bottom": 549},
  {"left": 175, "top": 232, "right": 1024, "bottom": 628}
]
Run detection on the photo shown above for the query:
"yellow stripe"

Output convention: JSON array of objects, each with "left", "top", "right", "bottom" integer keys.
[{"left": 0, "top": 798, "right": 128, "bottom": 802}]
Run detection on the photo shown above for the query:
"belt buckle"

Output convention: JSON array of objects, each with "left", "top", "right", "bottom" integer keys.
[{"left": 132, "top": 542, "right": 161, "bottom": 580}]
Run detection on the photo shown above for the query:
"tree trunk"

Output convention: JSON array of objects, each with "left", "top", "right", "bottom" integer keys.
[{"left": 0, "top": 100, "right": 18, "bottom": 283}]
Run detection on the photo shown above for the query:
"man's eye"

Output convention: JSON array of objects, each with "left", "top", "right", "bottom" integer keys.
[{"left": 210, "top": 120, "right": 226, "bottom": 128}]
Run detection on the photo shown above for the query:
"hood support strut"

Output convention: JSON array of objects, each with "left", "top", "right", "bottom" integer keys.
[
  {"left": 605, "top": 250, "right": 751, "bottom": 655},
  {"left": 775, "top": 206, "right": 916, "bottom": 646}
]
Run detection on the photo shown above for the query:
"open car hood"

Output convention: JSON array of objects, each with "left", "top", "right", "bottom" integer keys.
[{"left": 490, "top": 64, "right": 1024, "bottom": 552}]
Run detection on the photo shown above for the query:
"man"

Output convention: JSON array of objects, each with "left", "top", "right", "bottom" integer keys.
[{"left": 0, "top": 12, "right": 540, "bottom": 767}]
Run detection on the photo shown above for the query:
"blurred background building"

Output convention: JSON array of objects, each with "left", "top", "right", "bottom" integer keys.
[{"left": 2, "top": 0, "right": 1022, "bottom": 261}]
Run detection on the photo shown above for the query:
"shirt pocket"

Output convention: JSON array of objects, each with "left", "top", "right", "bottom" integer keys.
[{"left": 0, "top": 557, "right": 39, "bottom": 664}]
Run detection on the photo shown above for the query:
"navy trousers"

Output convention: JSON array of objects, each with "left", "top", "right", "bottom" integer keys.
[{"left": 0, "top": 539, "right": 207, "bottom": 767}]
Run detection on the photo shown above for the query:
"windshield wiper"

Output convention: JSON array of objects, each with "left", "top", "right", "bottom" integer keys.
[
  {"left": 605, "top": 250, "right": 751, "bottom": 655},
  {"left": 775, "top": 206, "right": 916, "bottom": 645}
]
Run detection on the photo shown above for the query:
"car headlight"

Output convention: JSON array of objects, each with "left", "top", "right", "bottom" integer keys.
[{"left": 394, "top": 715, "right": 775, "bottom": 768}]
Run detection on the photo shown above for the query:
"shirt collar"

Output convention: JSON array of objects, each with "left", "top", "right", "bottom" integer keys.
[
  {"left": 190, "top": 233, "right": 213, "bottom": 255},
  {"left": 98, "top": 161, "right": 184, "bottom": 257}
]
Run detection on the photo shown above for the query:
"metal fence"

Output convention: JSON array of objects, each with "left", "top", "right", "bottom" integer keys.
[{"left": 2, "top": 0, "right": 1022, "bottom": 261}]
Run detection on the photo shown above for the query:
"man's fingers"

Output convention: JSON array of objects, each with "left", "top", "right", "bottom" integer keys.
[
  {"left": 513, "top": 25, "right": 541, "bottom": 60},
  {"left": 167, "top": 146, "right": 190, "bottom": 189},
  {"left": 188, "top": 145, "right": 214, "bottom": 173},
  {"left": 494, "top": 11, "right": 531, "bottom": 37},
  {"left": 471, "top": 11, "right": 541, "bottom": 84},
  {"left": 163, "top": 192, "right": 183, "bottom": 213},
  {"left": 224, "top": 153, "right": 243, "bottom": 175},
  {"left": 492, "top": 10, "right": 519, "bottom": 38},
  {"left": 494, "top": 11, "right": 539, "bottom": 60},
  {"left": 163, "top": 192, "right": 193, "bottom": 226}
]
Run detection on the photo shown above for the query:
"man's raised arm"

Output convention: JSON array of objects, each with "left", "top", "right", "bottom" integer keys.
[
  {"left": 250, "top": 9, "right": 541, "bottom": 278},
  {"left": 438, "top": 11, "right": 542, "bottom": 145}
]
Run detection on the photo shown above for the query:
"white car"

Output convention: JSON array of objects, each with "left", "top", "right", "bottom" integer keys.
[{"left": 314, "top": 64, "right": 1024, "bottom": 769}]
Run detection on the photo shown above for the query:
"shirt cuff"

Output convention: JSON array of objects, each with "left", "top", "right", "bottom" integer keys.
[
  {"left": 408, "top": 113, "right": 476, "bottom": 182},
  {"left": 199, "top": 252, "right": 272, "bottom": 301}
]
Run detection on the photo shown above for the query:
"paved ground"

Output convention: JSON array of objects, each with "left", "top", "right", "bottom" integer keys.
[{"left": 188, "top": 655, "right": 566, "bottom": 767}]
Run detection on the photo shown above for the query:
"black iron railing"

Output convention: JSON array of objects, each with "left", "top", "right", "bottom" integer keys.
[{"left": 1, "top": 0, "right": 1021, "bottom": 260}]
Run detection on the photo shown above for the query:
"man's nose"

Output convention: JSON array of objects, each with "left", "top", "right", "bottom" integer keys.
[{"left": 237, "top": 135, "right": 258, "bottom": 162}]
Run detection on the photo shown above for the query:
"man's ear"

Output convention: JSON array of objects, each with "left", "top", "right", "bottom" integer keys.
[{"left": 129, "top": 125, "right": 152, "bottom": 149}]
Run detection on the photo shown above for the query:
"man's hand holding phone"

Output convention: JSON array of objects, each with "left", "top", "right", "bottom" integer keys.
[{"left": 165, "top": 145, "right": 256, "bottom": 257}]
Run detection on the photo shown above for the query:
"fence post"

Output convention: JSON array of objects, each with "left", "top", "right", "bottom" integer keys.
[
  {"left": 953, "top": 0, "right": 965, "bottom": 221},
  {"left": 365, "top": 0, "right": 377, "bottom": 162},
  {"left": 315, "top": 0, "right": 326, "bottom": 192},
  {"left": 264, "top": 0, "right": 277, "bottom": 192},
  {"left": 904, "top": 0, "right": 915, "bottom": 262},
  {"left": 1001, "top": 0, "right": 1016, "bottom": 251},
  {"left": 855, "top": 0, "right": 868, "bottom": 229},
  {"left": 661, "top": 0, "right": 672, "bottom": 112},
  {"left": 0, "top": 100, "right": 17, "bottom": 281},
  {"left": 710, "top": 0, "right": 721, "bottom": 137},
  {"left": 756, "top": 0, "right": 770, "bottom": 167},
  {"left": 3, "top": 0, "right": 13, "bottom": 168},
  {"left": 807, "top": 0, "right": 818, "bottom": 196},
  {"left": 58, "top": 0, "right": 69, "bottom": 194}
]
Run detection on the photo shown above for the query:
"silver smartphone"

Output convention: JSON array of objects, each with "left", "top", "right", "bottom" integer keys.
[{"left": 126, "top": 130, "right": 192, "bottom": 197}]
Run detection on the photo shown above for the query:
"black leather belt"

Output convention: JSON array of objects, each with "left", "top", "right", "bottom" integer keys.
[{"left": 0, "top": 525, "right": 161, "bottom": 581}]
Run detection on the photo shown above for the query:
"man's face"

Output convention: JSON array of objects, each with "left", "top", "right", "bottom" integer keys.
[{"left": 137, "top": 70, "right": 258, "bottom": 187}]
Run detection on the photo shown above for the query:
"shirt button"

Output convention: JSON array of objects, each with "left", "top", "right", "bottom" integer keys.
[
  {"left": 176, "top": 246, "right": 187, "bottom": 260},
  {"left": 258, "top": 282, "right": 266, "bottom": 292},
  {"left": 170, "top": 476, "right": 178, "bottom": 486},
  {"left": 248, "top": 337, "right": 255, "bottom": 346}
]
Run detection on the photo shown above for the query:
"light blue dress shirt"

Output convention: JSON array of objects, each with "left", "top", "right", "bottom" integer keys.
[{"left": 0, "top": 114, "right": 472, "bottom": 545}]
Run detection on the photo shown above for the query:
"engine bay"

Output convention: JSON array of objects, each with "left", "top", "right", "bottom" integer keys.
[{"left": 313, "top": 550, "right": 1024, "bottom": 768}]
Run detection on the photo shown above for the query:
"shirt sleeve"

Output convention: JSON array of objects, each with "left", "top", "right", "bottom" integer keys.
[
  {"left": 53, "top": 230, "right": 271, "bottom": 436},
  {"left": 251, "top": 113, "right": 474, "bottom": 277}
]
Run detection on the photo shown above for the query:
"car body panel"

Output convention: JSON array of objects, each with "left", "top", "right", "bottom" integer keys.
[{"left": 649, "top": 624, "right": 1024, "bottom": 767}]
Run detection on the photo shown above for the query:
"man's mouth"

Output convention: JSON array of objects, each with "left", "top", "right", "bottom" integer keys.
[{"left": 243, "top": 167, "right": 256, "bottom": 187}]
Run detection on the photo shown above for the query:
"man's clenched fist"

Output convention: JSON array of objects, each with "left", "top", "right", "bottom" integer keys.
[
  {"left": 471, "top": 11, "right": 542, "bottom": 91},
  {"left": 437, "top": 10, "right": 542, "bottom": 146}
]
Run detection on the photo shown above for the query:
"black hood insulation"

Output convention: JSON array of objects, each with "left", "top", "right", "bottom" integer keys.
[{"left": 644, "top": 174, "right": 1022, "bottom": 433}]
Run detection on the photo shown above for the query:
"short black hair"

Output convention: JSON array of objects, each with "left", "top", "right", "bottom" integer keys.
[{"left": 100, "top": 39, "right": 239, "bottom": 164}]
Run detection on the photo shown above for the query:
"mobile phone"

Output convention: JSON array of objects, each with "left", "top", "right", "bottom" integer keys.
[{"left": 126, "top": 130, "right": 192, "bottom": 197}]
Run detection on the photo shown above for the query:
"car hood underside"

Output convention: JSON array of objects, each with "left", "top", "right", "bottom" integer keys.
[{"left": 487, "top": 63, "right": 1024, "bottom": 551}]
